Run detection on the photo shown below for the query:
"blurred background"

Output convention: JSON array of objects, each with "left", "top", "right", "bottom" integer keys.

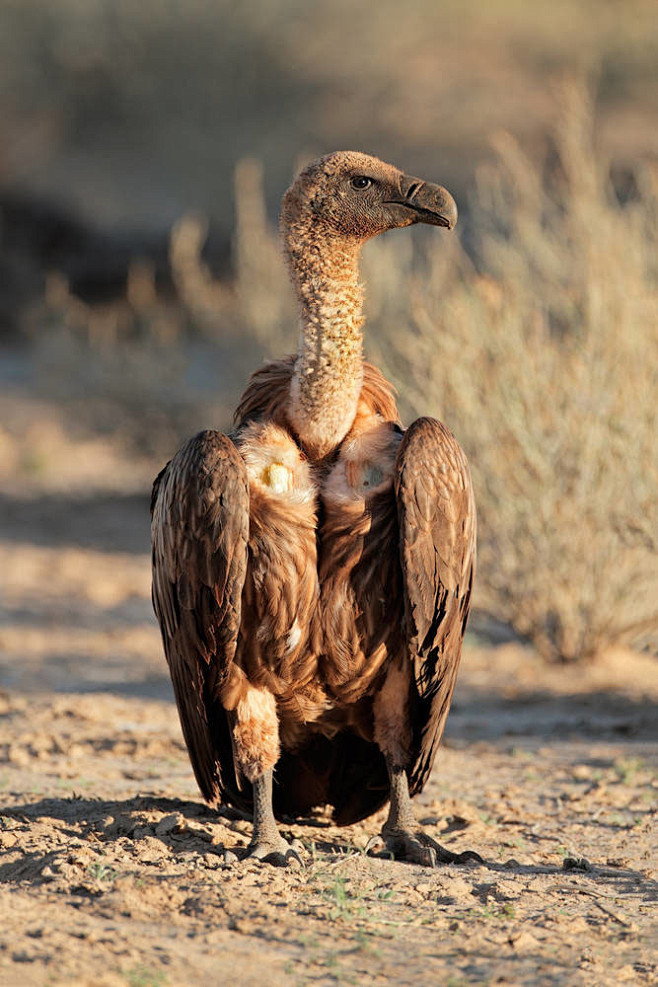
[{"left": 0, "top": 0, "right": 657, "bottom": 688}]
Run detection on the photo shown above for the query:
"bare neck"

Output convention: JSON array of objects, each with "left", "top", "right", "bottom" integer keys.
[{"left": 284, "top": 227, "right": 365, "bottom": 458}]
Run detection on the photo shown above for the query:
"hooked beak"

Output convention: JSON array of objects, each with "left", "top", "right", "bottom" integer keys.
[{"left": 385, "top": 174, "right": 458, "bottom": 230}]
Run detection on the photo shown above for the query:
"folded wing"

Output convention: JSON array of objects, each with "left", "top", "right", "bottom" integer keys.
[
  {"left": 151, "top": 430, "right": 249, "bottom": 803},
  {"left": 395, "top": 417, "right": 476, "bottom": 794}
]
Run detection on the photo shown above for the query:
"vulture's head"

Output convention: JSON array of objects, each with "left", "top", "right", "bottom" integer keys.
[{"left": 281, "top": 150, "right": 457, "bottom": 244}]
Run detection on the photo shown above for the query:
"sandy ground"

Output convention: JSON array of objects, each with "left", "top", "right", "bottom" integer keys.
[{"left": 0, "top": 391, "right": 656, "bottom": 987}]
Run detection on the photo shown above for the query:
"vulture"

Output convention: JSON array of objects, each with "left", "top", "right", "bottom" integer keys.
[{"left": 151, "top": 151, "right": 479, "bottom": 867}]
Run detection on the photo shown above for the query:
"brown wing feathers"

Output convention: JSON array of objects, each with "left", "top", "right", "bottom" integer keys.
[
  {"left": 151, "top": 413, "right": 474, "bottom": 818},
  {"left": 151, "top": 430, "right": 249, "bottom": 803},
  {"left": 395, "top": 417, "right": 476, "bottom": 794}
]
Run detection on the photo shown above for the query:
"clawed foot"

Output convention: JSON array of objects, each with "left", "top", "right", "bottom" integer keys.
[
  {"left": 366, "top": 828, "right": 483, "bottom": 868},
  {"left": 224, "top": 835, "right": 305, "bottom": 868}
]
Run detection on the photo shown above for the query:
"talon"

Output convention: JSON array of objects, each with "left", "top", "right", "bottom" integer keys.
[
  {"left": 247, "top": 837, "right": 306, "bottom": 868},
  {"left": 377, "top": 826, "right": 482, "bottom": 868},
  {"left": 453, "top": 848, "right": 484, "bottom": 865},
  {"left": 365, "top": 835, "right": 386, "bottom": 857},
  {"left": 286, "top": 849, "right": 304, "bottom": 870},
  {"left": 260, "top": 852, "right": 290, "bottom": 868}
]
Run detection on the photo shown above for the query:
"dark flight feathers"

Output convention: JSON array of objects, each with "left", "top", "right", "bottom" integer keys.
[
  {"left": 395, "top": 417, "right": 476, "bottom": 795},
  {"left": 151, "top": 430, "right": 249, "bottom": 803}
]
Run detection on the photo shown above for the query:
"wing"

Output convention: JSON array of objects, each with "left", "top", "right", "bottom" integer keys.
[
  {"left": 395, "top": 417, "right": 476, "bottom": 795},
  {"left": 151, "top": 430, "right": 249, "bottom": 803}
]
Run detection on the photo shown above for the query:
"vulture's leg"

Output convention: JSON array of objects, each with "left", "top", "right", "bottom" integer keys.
[
  {"left": 225, "top": 681, "right": 303, "bottom": 866},
  {"left": 368, "top": 663, "right": 482, "bottom": 867},
  {"left": 373, "top": 758, "right": 481, "bottom": 867},
  {"left": 247, "top": 768, "right": 303, "bottom": 866}
]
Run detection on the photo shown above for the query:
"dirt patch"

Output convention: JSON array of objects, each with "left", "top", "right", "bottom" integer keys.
[{"left": 1, "top": 685, "right": 656, "bottom": 987}]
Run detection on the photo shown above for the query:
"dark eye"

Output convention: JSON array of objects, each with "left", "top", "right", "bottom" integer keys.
[{"left": 350, "top": 176, "right": 373, "bottom": 190}]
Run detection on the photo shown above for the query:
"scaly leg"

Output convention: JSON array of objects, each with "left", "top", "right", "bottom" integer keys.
[
  {"left": 369, "top": 662, "right": 482, "bottom": 867},
  {"left": 221, "top": 680, "right": 303, "bottom": 867},
  {"left": 246, "top": 768, "right": 303, "bottom": 867},
  {"left": 367, "top": 758, "right": 483, "bottom": 867}
]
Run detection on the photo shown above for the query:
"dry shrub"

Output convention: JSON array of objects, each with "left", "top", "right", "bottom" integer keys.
[{"left": 372, "top": 80, "right": 658, "bottom": 661}]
